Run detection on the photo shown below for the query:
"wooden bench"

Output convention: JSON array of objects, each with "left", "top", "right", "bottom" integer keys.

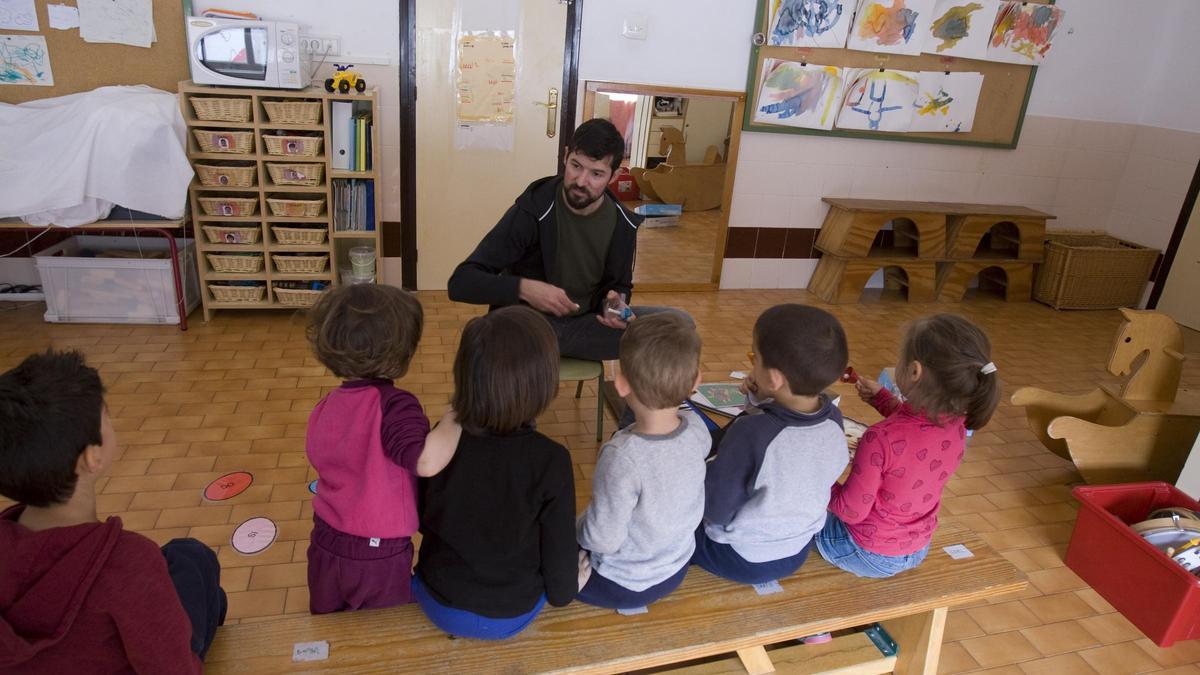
[{"left": 206, "top": 521, "right": 1024, "bottom": 674}]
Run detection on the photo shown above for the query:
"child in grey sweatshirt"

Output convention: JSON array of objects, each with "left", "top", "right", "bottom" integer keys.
[
  {"left": 577, "top": 312, "right": 710, "bottom": 610},
  {"left": 694, "top": 304, "right": 849, "bottom": 585}
]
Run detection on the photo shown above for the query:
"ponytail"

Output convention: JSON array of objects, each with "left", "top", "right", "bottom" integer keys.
[{"left": 966, "top": 366, "right": 1000, "bottom": 430}]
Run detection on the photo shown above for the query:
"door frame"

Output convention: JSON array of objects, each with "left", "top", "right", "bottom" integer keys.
[
  {"left": 397, "top": 0, "right": 583, "bottom": 290},
  {"left": 1148, "top": 158, "right": 1200, "bottom": 309},
  {"left": 582, "top": 81, "right": 747, "bottom": 292}
]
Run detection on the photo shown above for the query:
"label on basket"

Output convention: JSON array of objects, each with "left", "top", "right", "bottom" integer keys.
[
  {"left": 218, "top": 174, "right": 230, "bottom": 185},
  {"left": 285, "top": 140, "right": 300, "bottom": 154},
  {"left": 285, "top": 169, "right": 302, "bottom": 180},
  {"left": 221, "top": 204, "right": 233, "bottom": 216},
  {"left": 223, "top": 231, "right": 241, "bottom": 244},
  {"left": 215, "top": 133, "right": 232, "bottom": 149}
]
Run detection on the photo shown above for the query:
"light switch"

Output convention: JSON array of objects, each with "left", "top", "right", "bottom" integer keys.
[{"left": 622, "top": 14, "right": 648, "bottom": 40}]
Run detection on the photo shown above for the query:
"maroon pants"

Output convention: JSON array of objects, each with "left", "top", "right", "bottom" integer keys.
[{"left": 306, "top": 515, "right": 414, "bottom": 614}]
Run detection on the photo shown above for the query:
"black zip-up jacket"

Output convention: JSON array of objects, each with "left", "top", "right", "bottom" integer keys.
[{"left": 447, "top": 175, "right": 643, "bottom": 314}]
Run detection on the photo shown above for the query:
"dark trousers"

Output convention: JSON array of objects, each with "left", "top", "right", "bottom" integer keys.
[
  {"left": 576, "top": 561, "right": 689, "bottom": 610},
  {"left": 162, "top": 538, "right": 227, "bottom": 660},
  {"left": 691, "top": 526, "right": 812, "bottom": 585},
  {"left": 306, "top": 515, "right": 415, "bottom": 614},
  {"left": 546, "top": 305, "right": 687, "bottom": 362}
]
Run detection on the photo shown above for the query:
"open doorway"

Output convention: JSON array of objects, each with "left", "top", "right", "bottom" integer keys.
[{"left": 583, "top": 82, "right": 745, "bottom": 290}]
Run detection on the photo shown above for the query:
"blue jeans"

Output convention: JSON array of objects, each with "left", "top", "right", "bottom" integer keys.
[
  {"left": 815, "top": 514, "right": 929, "bottom": 579},
  {"left": 576, "top": 561, "right": 688, "bottom": 610},
  {"left": 691, "top": 525, "right": 811, "bottom": 585},
  {"left": 412, "top": 575, "right": 545, "bottom": 640}
]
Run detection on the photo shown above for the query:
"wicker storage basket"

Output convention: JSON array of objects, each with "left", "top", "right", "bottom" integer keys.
[
  {"left": 198, "top": 196, "right": 258, "bottom": 217},
  {"left": 267, "top": 162, "right": 324, "bottom": 186},
  {"left": 195, "top": 162, "right": 256, "bottom": 188},
  {"left": 1034, "top": 233, "right": 1160, "bottom": 310},
  {"left": 274, "top": 286, "right": 324, "bottom": 307},
  {"left": 271, "top": 226, "right": 327, "bottom": 245},
  {"left": 273, "top": 254, "right": 329, "bottom": 274},
  {"left": 190, "top": 97, "right": 251, "bottom": 122},
  {"left": 201, "top": 225, "right": 260, "bottom": 245},
  {"left": 262, "top": 134, "right": 322, "bottom": 157},
  {"left": 262, "top": 100, "right": 321, "bottom": 124},
  {"left": 209, "top": 283, "right": 265, "bottom": 303},
  {"left": 193, "top": 129, "right": 254, "bottom": 154},
  {"left": 267, "top": 197, "right": 324, "bottom": 217},
  {"left": 207, "top": 253, "right": 264, "bottom": 274}
]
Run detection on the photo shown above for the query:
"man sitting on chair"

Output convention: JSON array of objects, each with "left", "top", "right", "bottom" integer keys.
[{"left": 447, "top": 118, "right": 686, "bottom": 362}]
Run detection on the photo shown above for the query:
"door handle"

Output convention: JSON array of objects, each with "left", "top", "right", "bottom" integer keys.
[{"left": 533, "top": 88, "right": 559, "bottom": 138}]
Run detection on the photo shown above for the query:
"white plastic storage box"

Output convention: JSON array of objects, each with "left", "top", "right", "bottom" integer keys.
[{"left": 34, "top": 235, "right": 200, "bottom": 324}]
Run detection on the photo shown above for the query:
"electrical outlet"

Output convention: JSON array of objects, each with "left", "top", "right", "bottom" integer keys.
[{"left": 298, "top": 35, "right": 340, "bottom": 58}]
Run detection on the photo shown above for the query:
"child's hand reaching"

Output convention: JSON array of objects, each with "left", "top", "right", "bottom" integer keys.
[
  {"left": 855, "top": 376, "right": 883, "bottom": 403},
  {"left": 577, "top": 549, "right": 593, "bottom": 591},
  {"left": 416, "top": 409, "right": 462, "bottom": 477}
]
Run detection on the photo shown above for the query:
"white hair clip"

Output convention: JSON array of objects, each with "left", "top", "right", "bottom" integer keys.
[{"left": 980, "top": 362, "right": 997, "bottom": 375}]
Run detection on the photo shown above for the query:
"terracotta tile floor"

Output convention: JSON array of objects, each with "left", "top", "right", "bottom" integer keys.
[
  {"left": 631, "top": 202, "right": 722, "bottom": 285},
  {"left": 2, "top": 288, "right": 1199, "bottom": 672}
]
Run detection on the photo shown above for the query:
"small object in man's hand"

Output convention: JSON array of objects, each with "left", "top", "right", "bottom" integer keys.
[{"left": 841, "top": 366, "right": 858, "bottom": 384}]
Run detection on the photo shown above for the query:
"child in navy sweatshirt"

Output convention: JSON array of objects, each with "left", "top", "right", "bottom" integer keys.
[{"left": 693, "top": 304, "right": 850, "bottom": 585}]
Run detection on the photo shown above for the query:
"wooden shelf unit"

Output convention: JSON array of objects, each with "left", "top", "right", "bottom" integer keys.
[{"left": 180, "top": 81, "right": 383, "bottom": 321}]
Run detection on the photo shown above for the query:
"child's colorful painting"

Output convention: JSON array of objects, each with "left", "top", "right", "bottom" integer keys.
[
  {"left": 909, "top": 71, "right": 984, "bottom": 132},
  {"left": 986, "top": 1, "right": 1063, "bottom": 65},
  {"left": 836, "top": 68, "right": 919, "bottom": 132},
  {"left": 754, "top": 59, "right": 846, "bottom": 131},
  {"left": 768, "top": 0, "right": 853, "bottom": 48},
  {"left": 922, "top": 0, "right": 1000, "bottom": 60},
  {"left": 846, "top": 0, "right": 935, "bottom": 56},
  {"left": 0, "top": 34, "right": 53, "bottom": 86}
]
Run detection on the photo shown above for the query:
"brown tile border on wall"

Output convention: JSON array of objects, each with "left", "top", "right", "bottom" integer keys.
[{"left": 723, "top": 227, "right": 821, "bottom": 259}]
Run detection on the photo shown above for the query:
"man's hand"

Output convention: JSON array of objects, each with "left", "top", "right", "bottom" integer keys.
[
  {"left": 595, "top": 290, "right": 634, "bottom": 329},
  {"left": 519, "top": 279, "right": 579, "bottom": 317}
]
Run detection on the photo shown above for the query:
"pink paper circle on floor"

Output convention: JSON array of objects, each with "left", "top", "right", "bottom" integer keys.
[
  {"left": 231, "top": 517, "right": 277, "bottom": 555},
  {"left": 204, "top": 472, "right": 253, "bottom": 501}
]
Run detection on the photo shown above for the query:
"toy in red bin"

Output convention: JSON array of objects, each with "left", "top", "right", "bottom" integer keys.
[
  {"left": 608, "top": 167, "right": 639, "bottom": 201},
  {"left": 840, "top": 366, "right": 858, "bottom": 384}
]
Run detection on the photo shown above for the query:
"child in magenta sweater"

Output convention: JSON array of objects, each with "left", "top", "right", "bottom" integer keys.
[
  {"left": 817, "top": 314, "right": 1000, "bottom": 578},
  {"left": 305, "top": 285, "right": 455, "bottom": 614}
]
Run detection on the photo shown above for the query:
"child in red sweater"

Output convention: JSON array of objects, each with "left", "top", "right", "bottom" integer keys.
[
  {"left": 817, "top": 314, "right": 1000, "bottom": 578},
  {"left": 0, "top": 351, "right": 226, "bottom": 672}
]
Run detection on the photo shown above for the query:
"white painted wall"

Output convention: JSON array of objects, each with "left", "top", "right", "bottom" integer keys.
[
  {"left": 1178, "top": 435, "right": 1200, "bottom": 498},
  {"left": 579, "top": 0, "right": 1200, "bottom": 131}
]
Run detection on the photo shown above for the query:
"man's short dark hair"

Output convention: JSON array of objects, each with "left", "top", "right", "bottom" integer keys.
[
  {"left": 568, "top": 118, "right": 625, "bottom": 173},
  {"left": 754, "top": 304, "right": 848, "bottom": 396},
  {"left": 0, "top": 350, "right": 106, "bottom": 506},
  {"left": 452, "top": 306, "right": 560, "bottom": 435}
]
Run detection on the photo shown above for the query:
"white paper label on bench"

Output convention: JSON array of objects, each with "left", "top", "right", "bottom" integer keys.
[
  {"left": 753, "top": 580, "right": 784, "bottom": 595},
  {"left": 944, "top": 544, "right": 974, "bottom": 560},
  {"left": 617, "top": 606, "right": 649, "bottom": 616},
  {"left": 292, "top": 640, "right": 329, "bottom": 662},
  {"left": 730, "top": 371, "right": 748, "bottom": 380}
]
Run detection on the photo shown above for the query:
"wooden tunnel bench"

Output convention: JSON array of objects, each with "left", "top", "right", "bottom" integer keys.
[
  {"left": 812, "top": 198, "right": 1055, "bottom": 304},
  {"left": 205, "top": 522, "right": 1024, "bottom": 674}
]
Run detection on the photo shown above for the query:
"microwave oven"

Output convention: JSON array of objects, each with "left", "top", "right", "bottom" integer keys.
[{"left": 186, "top": 17, "right": 308, "bottom": 89}]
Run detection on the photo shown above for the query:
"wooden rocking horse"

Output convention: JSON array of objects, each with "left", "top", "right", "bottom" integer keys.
[
  {"left": 629, "top": 126, "right": 726, "bottom": 211},
  {"left": 1012, "top": 309, "right": 1200, "bottom": 484}
]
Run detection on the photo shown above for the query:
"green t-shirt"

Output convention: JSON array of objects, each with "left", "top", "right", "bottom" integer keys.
[{"left": 553, "top": 187, "right": 616, "bottom": 316}]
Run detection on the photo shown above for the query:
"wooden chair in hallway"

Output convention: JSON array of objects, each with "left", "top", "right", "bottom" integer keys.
[{"left": 560, "top": 358, "right": 603, "bottom": 442}]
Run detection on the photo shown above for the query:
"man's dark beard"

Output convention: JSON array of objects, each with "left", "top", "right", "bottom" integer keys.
[{"left": 565, "top": 186, "right": 599, "bottom": 211}]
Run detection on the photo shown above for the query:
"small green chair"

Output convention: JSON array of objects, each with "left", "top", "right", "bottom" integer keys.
[{"left": 559, "top": 358, "right": 604, "bottom": 442}]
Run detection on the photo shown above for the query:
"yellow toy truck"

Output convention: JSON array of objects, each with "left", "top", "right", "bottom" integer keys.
[{"left": 325, "top": 64, "right": 366, "bottom": 94}]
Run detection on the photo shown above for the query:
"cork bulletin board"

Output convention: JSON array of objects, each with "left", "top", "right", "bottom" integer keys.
[
  {"left": 743, "top": 0, "right": 1053, "bottom": 148},
  {"left": 0, "top": 0, "right": 188, "bottom": 104}
]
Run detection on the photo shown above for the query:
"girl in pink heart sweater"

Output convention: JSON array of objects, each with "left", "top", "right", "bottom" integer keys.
[{"left": 817, "top": 314, "right": 1000, "bottom": 578}]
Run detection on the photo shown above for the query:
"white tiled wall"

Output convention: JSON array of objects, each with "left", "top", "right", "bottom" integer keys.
[{"left": 721, "top": 116, "right": 1200, "bottom": 289}]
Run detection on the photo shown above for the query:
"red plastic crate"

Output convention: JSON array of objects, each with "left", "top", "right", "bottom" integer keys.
[{"left": 1066, "top": 482, "right": 1200, "bottom": 647}]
